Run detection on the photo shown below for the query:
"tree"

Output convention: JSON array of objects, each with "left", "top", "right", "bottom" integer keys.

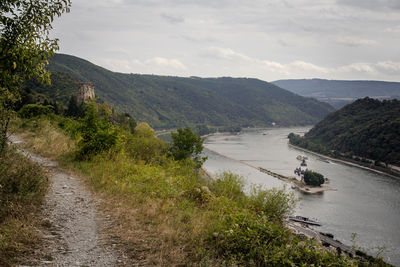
[
  {"left": 169, "top": 128, "right": 207, "bottom": 168},
  {"left": 0, "top": 0, "right": 71, "bottom": 152},
  {"left": 77, "top": 102, "right": 120, "bottom": 159},
  {"left": 134, "top": 122, "right": 155, "bottom": 138},
  {"left": 303, "top": 170, "right": 325, "bottom": 186},
  {"left": 65, "top": 95, "right": 83, "bottom": 117}
]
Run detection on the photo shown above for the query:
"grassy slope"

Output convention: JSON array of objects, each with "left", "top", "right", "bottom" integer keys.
[
  {"left": 0, "top": 147, "right": 49, "bottom": 266},
  {"left": 30, "top": 54, "right": 334, "bottom": 128},
  {"left": 10, "top": 114, "right": 385, "bottom": 266}
]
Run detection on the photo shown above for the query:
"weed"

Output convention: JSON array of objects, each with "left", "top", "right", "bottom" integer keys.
[
  {"left": 0, "top": 148, "right": 48, "bottom": 266},
  {"left": 14, "top": 115, "right": 387, "bottom": 266}
]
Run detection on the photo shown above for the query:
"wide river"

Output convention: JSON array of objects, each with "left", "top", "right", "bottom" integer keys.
[{"left": 202, "top": 127, "right": 400, "bottom": 266}]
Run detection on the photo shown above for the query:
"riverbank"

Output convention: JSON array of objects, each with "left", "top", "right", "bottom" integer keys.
[
  {"left": 204, "top": 146, "right": 335, "bottom": 194},
  {"left": 288, "top": 144, "right": 400, "bottom": 180}
]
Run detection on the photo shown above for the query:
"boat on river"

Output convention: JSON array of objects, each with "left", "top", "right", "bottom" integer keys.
[{"left": 289, "top": 215, "right": 321, "bottom": 226}]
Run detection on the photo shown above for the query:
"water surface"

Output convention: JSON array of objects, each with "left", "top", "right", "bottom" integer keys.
[{"left": 203, "top": 127, "right": 400, "bottom": 265}]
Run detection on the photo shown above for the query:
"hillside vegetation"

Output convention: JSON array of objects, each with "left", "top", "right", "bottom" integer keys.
[
  {"left": 273, "top": 79, "right": 400, "bottom": 109},
  {"left": 27, "top": 54, "right": 334, "bottom": 129},
  {"left": 0, "top": 148, "right": 49, "bottom": 266},
  {"left": 8, "top": 101, "right": 381, "bottom": 266},
  {"left": 289, "top": 97, "right": 400, "bottom": 166}
]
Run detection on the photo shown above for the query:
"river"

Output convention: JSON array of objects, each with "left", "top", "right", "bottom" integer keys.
[{"left": 202, "top": 127, "right": 400, "bottom": 266}]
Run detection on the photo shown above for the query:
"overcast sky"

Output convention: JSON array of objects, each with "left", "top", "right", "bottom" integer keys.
[{"left": 51, "top": 0, "right": 400, "bottom": 82}]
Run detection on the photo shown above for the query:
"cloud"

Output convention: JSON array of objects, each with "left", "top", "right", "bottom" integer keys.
[
  {"left": 97, "top": 57, "right": 187, "bottom": 75},
  {"left": 384, "top": 25, "right": 400, "bottom": 33},
  {"left": 376, "top": 61, "right": 400, "bottom": 73},
  {"left": 337, "top": 63, "right": 375, "bottom": 73},
  {"left": 336, "top": 37, "right": 377, "bottom": 47},
  {"left": 199, "top": 47, "right": 400, "bottom": 79},
  {"left": 56, "top": 0, "right": 400, "bottom": 81},
  {"left": 145, "top": 57, "right": 187, "bottom": 70},
  {"left": 336, "top": 0, "right": 400, "bottom": 10},
  {"left": 160, "top": 13, "right": 184, "bottom": 24},
  {"left": 202, "top": 47, "right": 253, "bottom": 61}
]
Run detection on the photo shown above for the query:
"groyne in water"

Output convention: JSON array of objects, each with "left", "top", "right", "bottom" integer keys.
[{"left": 204, "top": 146, "right": 335, "bottom": 194}]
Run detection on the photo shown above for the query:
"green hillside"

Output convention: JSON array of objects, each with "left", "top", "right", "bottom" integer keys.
[
  {"left": 30, "top": 54, "right": 334, "bottom": 129},
  {"left": 290, "top": 97, "right": 400, "bottom": 165}
]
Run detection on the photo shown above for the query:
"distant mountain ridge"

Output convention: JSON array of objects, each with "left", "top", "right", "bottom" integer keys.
[
  {"left": 272, "top": 79, "right": 400, "bottom": 109},
  {"left": 30, "top": 54, "right": 334, "bottom": 129}
]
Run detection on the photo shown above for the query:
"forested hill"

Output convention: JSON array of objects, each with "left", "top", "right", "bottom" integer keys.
[
  {"left": 302, "top": 97, "right": 400, "bottom": 165},
  {"left": 272, "top": 79, "right": 400, "bottom": 109},
  {"left": 31, "top": 53, "right": 334, "bottom": 129}
]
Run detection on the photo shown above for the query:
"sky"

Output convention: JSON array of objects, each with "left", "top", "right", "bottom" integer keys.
[{"left": 51, "top": 0, "right": 400, "bottom": 82}]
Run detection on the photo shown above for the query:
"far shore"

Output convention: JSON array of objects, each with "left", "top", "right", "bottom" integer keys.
[{"left": 288, "top": 144, "right": 400, "bottom": 180}]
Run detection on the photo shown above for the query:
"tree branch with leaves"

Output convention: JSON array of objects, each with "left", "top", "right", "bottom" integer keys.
[{"left": 0, "top": 0, "right": 70, "bottom": 152}]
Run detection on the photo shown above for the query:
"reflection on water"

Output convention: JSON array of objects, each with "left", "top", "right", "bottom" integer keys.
[{"left": 203, "top": 127, "right": 400, "bottom": 265}]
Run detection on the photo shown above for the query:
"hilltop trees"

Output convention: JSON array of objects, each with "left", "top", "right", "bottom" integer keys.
[
  {"left": 0, "top": 0, "right": 70, "bottom": 152},
  {"left": 289, "top": 98, "right": 400, "bottom": 166}
]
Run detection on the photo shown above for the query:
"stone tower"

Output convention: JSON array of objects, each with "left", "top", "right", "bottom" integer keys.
[{"left": 77, "top": 83, "right": 95, "bottom": 104}]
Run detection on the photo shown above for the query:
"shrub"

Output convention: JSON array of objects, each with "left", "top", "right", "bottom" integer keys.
[
  {"left": 17, "top": 104, "right": 53, "bottom": 119},
  {"left": 208, "top": 172, "right": 246, "bottom": 202},
  {"left": 76, "top": 102, "right": 120, "bottom": 159},
  {"left": 124, "top": 123, "right": 166, "bottom": 164},
  {"left": 247, "top": 186, "right": 296, "bottom": 223},
  {"left": 0, "top": 149, "right": 48, "bottom": 220},
  {"left": 126, "top": 135, "right": 166, "bottom": 164},
  {"left": 134, "top": 122, "right": 154, "bottom": 138},
  {"left": 0, "top": 148, "right": 48, "bottom": 266}
]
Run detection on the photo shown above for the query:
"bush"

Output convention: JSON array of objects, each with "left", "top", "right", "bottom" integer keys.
[
  {"left": 248, "top": 186, "right": 296, "bottom": 223},
  {"left": 17, "top": 104, "right": 53, "bottom": 119},
  {"left": 304, "top": 170, "right": 325, "bottom": 186},
  {"left": 126, "top": 136, "right": 166, "bottom": 164},
  {"left": 0, "top": 148, "right": 48, "bottom": 266},
  {"left": 77, "top": 102, "right": 120, "bottom": 159},
  {"left": 0, "top": 149, "right": 48, "bottom": 220},
  {"left": 208, "top": 172, "right": 246, "bottom": 202}
]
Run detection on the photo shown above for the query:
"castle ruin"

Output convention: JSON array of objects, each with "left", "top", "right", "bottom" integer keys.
[{"left": 77, "top": 83, "right": 95, "bottom": 104}]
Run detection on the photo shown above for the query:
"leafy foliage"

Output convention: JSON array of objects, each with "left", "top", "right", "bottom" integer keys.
[
  {"left": 17, "top": 104, "right": 54, "bottom": 118},
  {"left": 126, "top": 122, "right": 166, "bottom": 164},
  {"left": 0, "top": 0, "right": 70, "bottom": 152},
  {"left": 65, "top": 95, "right": 84, "bottom": 118},
  {"left": 16, "top": 109, "right": 386, "bottom": 266},
  {"left": 292, "top": 98, "right": 400, "bottom": 165},
  {"left": 77, "top": 102, "right": 120, "bottom": 159},
  {"left": 0, "top": 148, "right": 48, "bottom": 266},
  {"left": 169, "top": 128, "right": 207, "bottom": 168},
  {"left": 30, "top": 54, "right": 334, "bottom": 129},
  {"left": 304, "top": 170, "right": 325, "bottom": 186},
  {"left": 247, "top": 186, "right": 296, "bottom": 223}
]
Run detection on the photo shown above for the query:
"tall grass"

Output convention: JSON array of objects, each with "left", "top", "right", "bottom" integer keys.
[
  {"left": 0, "top": 148, "right": 48, "bottom": 266},
  {"left": 14, "top": 115, "right": 381, "bottom": 266},
  {"left": 12, "top": 116, "right": 75, "bottom": 158}
]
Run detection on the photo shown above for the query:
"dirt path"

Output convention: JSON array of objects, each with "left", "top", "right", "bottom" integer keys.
[{"left": 9, "top": 135, "right": 120, "bottom": 266}]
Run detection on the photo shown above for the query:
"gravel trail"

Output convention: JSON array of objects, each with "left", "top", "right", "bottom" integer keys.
[{"left": 9, "top": 135, "right": 119, "bottom": 267}]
